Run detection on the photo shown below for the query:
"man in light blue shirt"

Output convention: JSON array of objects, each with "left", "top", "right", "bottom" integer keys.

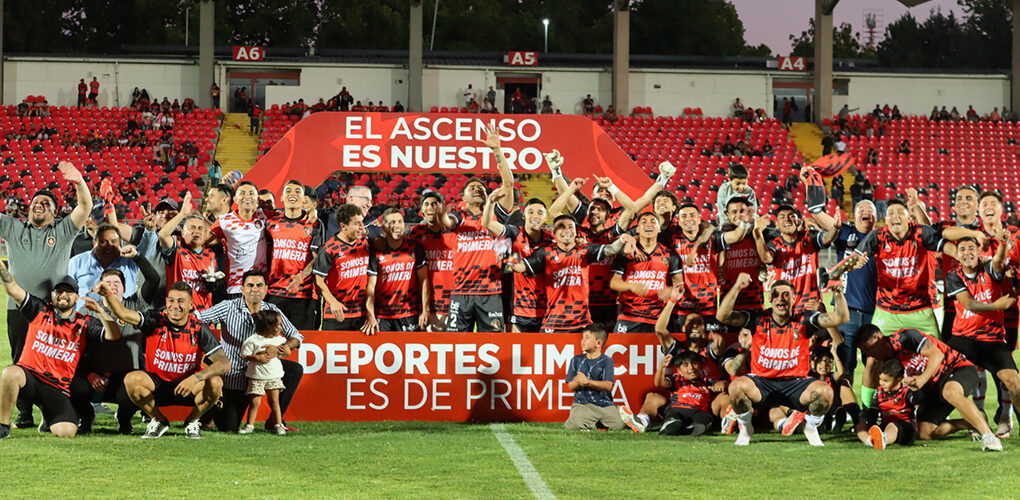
[{"left": 68, "top": 223, "right": 141, "bottom": 304}]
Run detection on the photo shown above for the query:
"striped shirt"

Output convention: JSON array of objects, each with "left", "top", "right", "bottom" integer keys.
[{"left": 193, "top": 298, "right": 303, "bottom": 391}]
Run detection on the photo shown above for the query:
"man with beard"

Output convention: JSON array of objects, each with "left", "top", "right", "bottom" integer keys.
[
  {"left": 0, "top": 268, "right": 119, "bottom": 439},
  {"left": 0, "top": 161, "right": 93, "bottom": 428},
  {"left": 717, "top": 273, "right": 849, "bottom": 446},
  {"left": 363, "top": 208, "right": 430, "bottom": 333},
  {"left": 720, "top": 197, "right": 765, "bottom": 318},
  {"left": 67, "top": 224, "right": 141, "bottom": 303},
  {"left": 931, "top": 186, "right": 982, "bottom": 342},
  {"left": 753, "top": 204, "right": 838, "bottom": 314},
  {"left": 210, "top": 181, "right": 269, "bottom": 298},
  {"left": 408, "top": 192, "right": 456, "bottom": 331},
  {"left": 158, "top": 192, "right": 219, "bottom": 309},
  {"left": 315, "top": 204, "right": 372, "bottom": 332}
]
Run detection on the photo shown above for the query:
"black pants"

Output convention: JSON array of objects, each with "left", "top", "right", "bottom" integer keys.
[
  {"left": 69, "top": 371, "right": 137, "bottom": 428},
  {"left": 8, "top": 309, "right": 33, "bottom": 421},
  {"left": 212, "top": 359, "right": 304, "bottom": 432},
  {"left": 266, "top": 295, "right": 320, "bottom": 330}
]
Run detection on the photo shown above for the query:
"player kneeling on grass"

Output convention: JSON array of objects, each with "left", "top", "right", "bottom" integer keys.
[
  {"left": 655, "top": 350, "right": 730, "bottom": 436},
  {"left": 104, "top": 281, "right": 230, "bottom": 439},
  {"left": 855, "top": 325, "right": 1002, "bottom": 451},
  {"left": 565, "top": 325, "right": 626, "bottom": 431},
  {"left": 239, "top": 310, "right": 288, "bottom": 435},
  {"left": 854, "top": 359, "right": 920, "bottom": 449},
  {"left": 716, "top": 273, "right": 849, "bottom": 446},
  {"left": 0, "top": 267, "right": 120, "bottom": 439}
]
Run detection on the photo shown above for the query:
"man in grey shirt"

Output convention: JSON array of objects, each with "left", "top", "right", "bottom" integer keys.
[{"left": 0, "top": 161, "right": 92, "bottom": 428}]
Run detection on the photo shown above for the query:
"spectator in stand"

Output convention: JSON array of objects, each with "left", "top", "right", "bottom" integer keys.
[
  {"left": 950, "top": 107, "right": 961, "bottom": 121},
  {"left": 603, "top": 105, "right": 618, "bottom": 122},
  {"left": 541, "top": 95, "right": 553, "bottom": 114},
  {"left": 248, "top": 104, "right": 262, "bottom": 136},
  {"left": 733, "top": 97, "right": 744, "bottom": 117},
  {"left": 781, "top": 98, "right": 792, "bottom": 128},
  {"left": 872, "top": 104, "right": 882, "bottom": 119},
  {"left": 486, "top": 86, "right": 497, "bottom": 108},
  {"left": 210, "top": 83, "right": 220, "bottom": 108},
  {"left": 338, "top": 87, "right": 353, "bottom": 111},
  {"left": 467, "top": 98, "right": 479, "bottom": 113},
  {"left": 990, "top": 107, "right": 1002, "bottom": 122},
  {"left": 481, "top": 97, "right": 494, "bottom": 113},
  {"left": 583, "top": 94, "right": 595, "bottom": 115},
  {"left": 77, "top": 79, "right": 88, "bottom": 107},
  {"left": 838, "top": 104, "right": 850, "bottom": 129},
  {"left": 897, "top": 139, "right": 911, "bottom": 155},
  {"left": 463, "top": 84, "right": 477, "bottom": 106},
  {"left": 929, "top": 106, "right": 940, "bottom": 121},
  {"left": 891, "top": 106, "right": 902, "bottom": 120},
  {"left": 939, "top": 106, "right": 950, "bottom": 121},
  {"left": 393, "top": 101, "right": 405, "bottom": 113},
  {"left": 511, "top": 88, "right": 524, "bottom": 114},
  {"left": 831, "top": 175, "right": 844, "bottom": 204},
  {"left": 352, "top": 101, "right": 365, "bottom": 112},
  {"left": 821, "top": 133, "right": 834, "bottom": 156}
]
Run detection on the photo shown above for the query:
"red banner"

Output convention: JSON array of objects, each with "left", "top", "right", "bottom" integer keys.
[
  {"left": 810, "top": 152, "right": 857, "bottom": 177},
  {"left": 241, "top": 113, "right": 648, "bottom": 200},
  {"left": 279, "top": 331, "right": 668, "bottom": 422}
]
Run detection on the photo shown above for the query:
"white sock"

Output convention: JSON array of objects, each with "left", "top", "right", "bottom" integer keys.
[
  {"left": 737, "top": 411, "right": 752, "bottom": 425},
  {"left": 637, "top": 413, "right": 650, "bottom": 427},
  {"left": 804, "top": 414, "right": 824, "bottom": 428},
  {"left": 775, "top": 417, "right": 787, "bottom": 432}
]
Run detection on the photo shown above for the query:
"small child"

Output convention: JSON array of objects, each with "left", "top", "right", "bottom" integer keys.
[
  {"left": 239, "top": 310, "right": 288, "bottom": 435},
  {"left": 855, "top": 359, "right": 920, "bottom": 449},
  {"left": 656, "top": 350, "right": 729, "bottom": 436},
  {"left": 716, "top": 163, "right": 759, "bottom": 227},
  {"left": 808, "top": 343, "right": 861, "bottom": 433},
  {"left": 564, "top": 325, "right": 625, "bottom": 431}
]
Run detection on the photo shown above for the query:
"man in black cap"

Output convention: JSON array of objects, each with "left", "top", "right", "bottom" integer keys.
[{"left": 0, "top": 161, "right": 93, "bottom": 429}]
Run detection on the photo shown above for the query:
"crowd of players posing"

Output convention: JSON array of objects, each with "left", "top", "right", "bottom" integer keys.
[{"left": 0, "top": 126, "right": 1017, "bottom": 451}]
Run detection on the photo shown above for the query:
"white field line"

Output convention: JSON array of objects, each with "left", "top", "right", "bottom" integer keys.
[{"left": 489, "top": 423, "right": 557, "bottom": 500}]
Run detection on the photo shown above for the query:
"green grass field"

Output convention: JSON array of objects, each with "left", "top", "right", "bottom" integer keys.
[{"left": 3, "top": 290, "right": 1020, "bottom": 499}]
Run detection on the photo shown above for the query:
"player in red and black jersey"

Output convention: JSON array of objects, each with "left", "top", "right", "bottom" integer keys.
[
  {"left": 754, "top": 204, "right": 837, "bottom": 314},
  {"left": 721, "top": 197, "right": 764, "bottom": 313},
  {"left": 104, "top": 281, "right": 230, "bottom": 439},
  {"left": 611, "top": 211, "right": 682, "bottom": 333},
  {"left": 855, "top": 359, "right": 921, "bottom": 448},
  {"left": 856, "top": 325, "right": 1001, "bottom": 450},
  {"left": 510, "top": 214, "right": 633, "bottom": 333},
  {"left": 265, "top": 180, "right": 325, "bottom": 330},
  {"left": 852, "top": 198, "right": 977, "bottom": 338},
  {"left": 932, "top": 186, "right": 982, "bottom": 341},
  {"left": 944, "top": 234, "right": 1020, "bottom": 435},
  {"left": 717, "top": 273, "right": 849, "bottom": 446},
  {"left": 0, "top": 270, "right": 119, "bottom": 439},
  {"left": 481, "top": 191, "right": 553, "bottom": 332},
  {"left": 158, "top": 192, "right": 221, "bottom": 309},
  {"left": 654, "top": 349, "right": 731, "bottom": 436},
  {"left": 409, "top": 191, "right": 457, "bottom": 331},
  {"left": 314, "top": 204, "right": 371, "bottom": 332},
  {"left": 364, "top": 208, "right": 429, "bottom": 334}
]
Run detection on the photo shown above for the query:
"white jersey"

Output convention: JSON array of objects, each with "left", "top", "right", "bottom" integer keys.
[{"left": 211, "top": 209, "right": 270, "bottom": 293}]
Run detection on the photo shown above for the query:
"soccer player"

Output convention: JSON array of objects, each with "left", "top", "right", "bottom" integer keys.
[
  {"left": 855, "top": 359, "right": 920, "bottom": 449},
  {"left": 564, "top": 325, "right": 625, "bottom": 431},
  {"left": 481, "top": 190, "right": 552, "bottom": 333},
  {"left": 265, "top": 180, "right": 324, "bottom": 330},
  {"left": 810, "top": 200, "right": 877, "bottom": 379},
  {"left": 934, "top": 187, "right": 981, "bottom": 341},
  {"left": 855, "top": 325, "right": 1002, "bottom": 451},
  {"left": 655, "top": 350, "right": 730, "bottom": 436},
  {"left": 408, "top": 191, "right": 456, "bottom": 331},
  {"left": 158, "top": 192, "right": 220, "bottom": 309},
  {"left": 753, "top": 204, "right": 837, "bottom": 314},
  {"left": 105, "top": 281, "right": 230, "bottom": 439},
  {"left": 314, "top": 204, "right": 371, "bottom": 332},
  {"left": 364, "top": 208, "right": 430, "bottom": 333},
  {"left": 510, "top": 215, "right": 634, "bottom": 333},
  {"left": 611, "top": 211, "right": 683, "bottom": 333},
  {"left": 717, "top": 273, "right": 849, "bottom": 446},
  {"left": 944, "top": 234, "right": 1020, "bottom": 433},
  {"left": 0, "top": 269, "right": 119, "bottom": 439},
  {"left": 720, "top": 197, "right": 765, "bottom": 316},
  {"left": 210, "top": 180, "right": 270, "bottom": 297}
]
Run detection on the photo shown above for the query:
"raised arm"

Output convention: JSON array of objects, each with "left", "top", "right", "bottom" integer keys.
[
  {"left": 544, "top": 150, "right": 577, "bottom": 213},
  {"left": 810, "top": 210, "right": 838, "bottom": 233},
  {"left": 717, "top": 272, "right": 751, "bottom": 327},
  {"left": 95, "top": 283, "right": 143, "bottom": 326},
  {"left": 905, "top": 188, "right": 931, "bottom": 225},
  {"left": 480, "top": 190, "right": 507, "bottom": 237},
  {"left": 61, "top": 161, "right": 93, "bottom": 229},
  {"left": 752, "top": 215, "right": 774, "bottom": 264},
  {"left": 480, "top": 125, "right": 515, "bottom": 213},
  {"left": 654, "top": 286, "right": 683, "bottom": 352},
  {"left": 653, "top": 354, "right": 673, "bottom": 389},
  {"left": 816, "top": 285, "right": 850, "bottom": 328},
  {"left": 819, "top": 210, "right": 841, "bottom": 246},
  {"left": 549, "top": 177, "right": 587, "bottom": 217},
  {"left": 993, "top": 228, "right": 1010, "bottom": 275},
  {"left": 158, "top": 192, "right": 193, "bottom": 249},
  {"left": 0, "top": 259, "right": 27, "bottom": 306}
]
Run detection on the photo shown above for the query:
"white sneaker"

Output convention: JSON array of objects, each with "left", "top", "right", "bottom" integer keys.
[
  {"left": 982, "top": 433, "right": 1003, "bottom": 452},
  {"left": 734, "top": 421, "right": 754, "bottom": 446},
  {"left": 238, "top": 424, "right": 255, "bottom": 435},
  {"left": 618, "top": 406, "right": 646, "bottom": 433},
  {"left": 184, "top": 419, "right": 203, "bottom": 439},
  {"left": 141, "top": 419, "right": 169, "bottom": 439},
  {"left": 720, "top": 405, "right": 738, "bottom": 435},
  {"left": 803, "top": 423, "right": 824, "bottom": 447},
  {"left": 274, "top": 424, "right": 287, "bottom": 436}
]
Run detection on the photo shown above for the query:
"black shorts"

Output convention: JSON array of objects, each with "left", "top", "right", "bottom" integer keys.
[
  {"left": 446, "top": 294, "right": 504, "bottom": 332},
  {"left": 322, "top": 316, "right": 366, "bottom": 332},
  {"left": 661, "top": 406, "right": 714, "bottom": 434},
  {"left": 19, "top": 369, "right": 77, "bottom": 425},
  {"left": 614, "top": 319, "right": 655, "bottom": 334},
  {"left": 747, "top": 375, "right": 816, "bottom": 410},
  {"left": 266, "top": 295, "right": 320, "bottom": 330},
  {"left": 510, "top": 315, "right": 541, "bottom": 333},
  {"left": 147, "top": 372, "right": 198, "bottom": 407},
  {"left": 946, "top": 337, "right": 1018, "bottom": 375},
  {"left": 917, "top": 365, "right": 979, "bottom": 424},
  {"left": 889, "top": 420, "right": 918, "bottom": 446},
  {"left": 589, "top": 305, "right": 618, "bottom": 327},
  {"left": 378, "top": 316, "right": 417, "bottom": 332}
]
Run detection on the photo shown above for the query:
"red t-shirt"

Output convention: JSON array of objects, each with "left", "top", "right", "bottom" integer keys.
[
  {"left": 666, "top": 375, "right": 717, "bottom": 413},
  {"left": 408, "top": 224, "right": 456, "bottom": 316},
  {"left": 450, "top": 209, "right": 501, "bottom": 295},
  {"left": 266, "top": 214, "right": 323, "bottom": 299},
  {"left": 161, "top": 240, "right": 216, "bottom": 309},
  {"left": 504, "top": 225, "right": 553, "bottom": 319},
  {"left": 77, "top": 82, "right": 87, "bottom": 96},
  {"left": 524, "top": 244, "right": 607, "bottom": 332},
  {"left": 855, "top": 224, "right": 944, "bottom": 313},
  {"left": 611, "top": 242, "right": 681, "bottom": 324},
  {"left": 945, "top": 261, "right": 1008, "bottom": 343},
  {"left": 367, "top": 239, "right": 426, "bottom": 319},
  {"left": 672, "top": 230, "right": 727, "bottom": 315},
  {"left": 745, "top": 309, "right": 821, "bottom": 378},
  {"left": 887, "top": 328, "right": 972, "bottom": 386},
  {"left": 723, "top": 235, "right": 764, "bottom": 310},
  {"left": 313, "top": 235, "right": 371, "bottom": 319},
  {"left": 579, "top": 223, "right": 622, "bottom": 307},
  {"left": 17, "top": 295, "right": 105, "bottom": 395},
  {"left": 89, "top": 80, "right": 99, "bottom": 93},
  {"left": 767, "top": 230, "right": 826, "bottom": 313},
  {"left": 138, "top": 310, "right": 222, "bottom": 382},
  {"left": 872, "top": 384, "right": 917, "bottom": 424}
]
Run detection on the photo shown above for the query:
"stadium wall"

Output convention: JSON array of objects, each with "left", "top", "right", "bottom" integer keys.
[{"left": 2, "top": 57, "right": 1010, "bottom": 119}]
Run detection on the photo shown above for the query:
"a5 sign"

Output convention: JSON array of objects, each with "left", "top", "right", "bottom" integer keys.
[
  {"left": 233, "top": 46, "right": 265, "bottom": 61},
  {"left": 777, "top": 56, "right": 806, "bottom": 71},
  {"left": 508, "top": 51, "right": 538, "bottom": 66}
]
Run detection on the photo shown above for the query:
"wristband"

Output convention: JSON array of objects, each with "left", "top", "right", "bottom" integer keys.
[
  {"left": 607, "top": 184, "right": 620, "bottom": 197},
  {"left": 655, "top": 175, "right": 669, "bottom": 187}
]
